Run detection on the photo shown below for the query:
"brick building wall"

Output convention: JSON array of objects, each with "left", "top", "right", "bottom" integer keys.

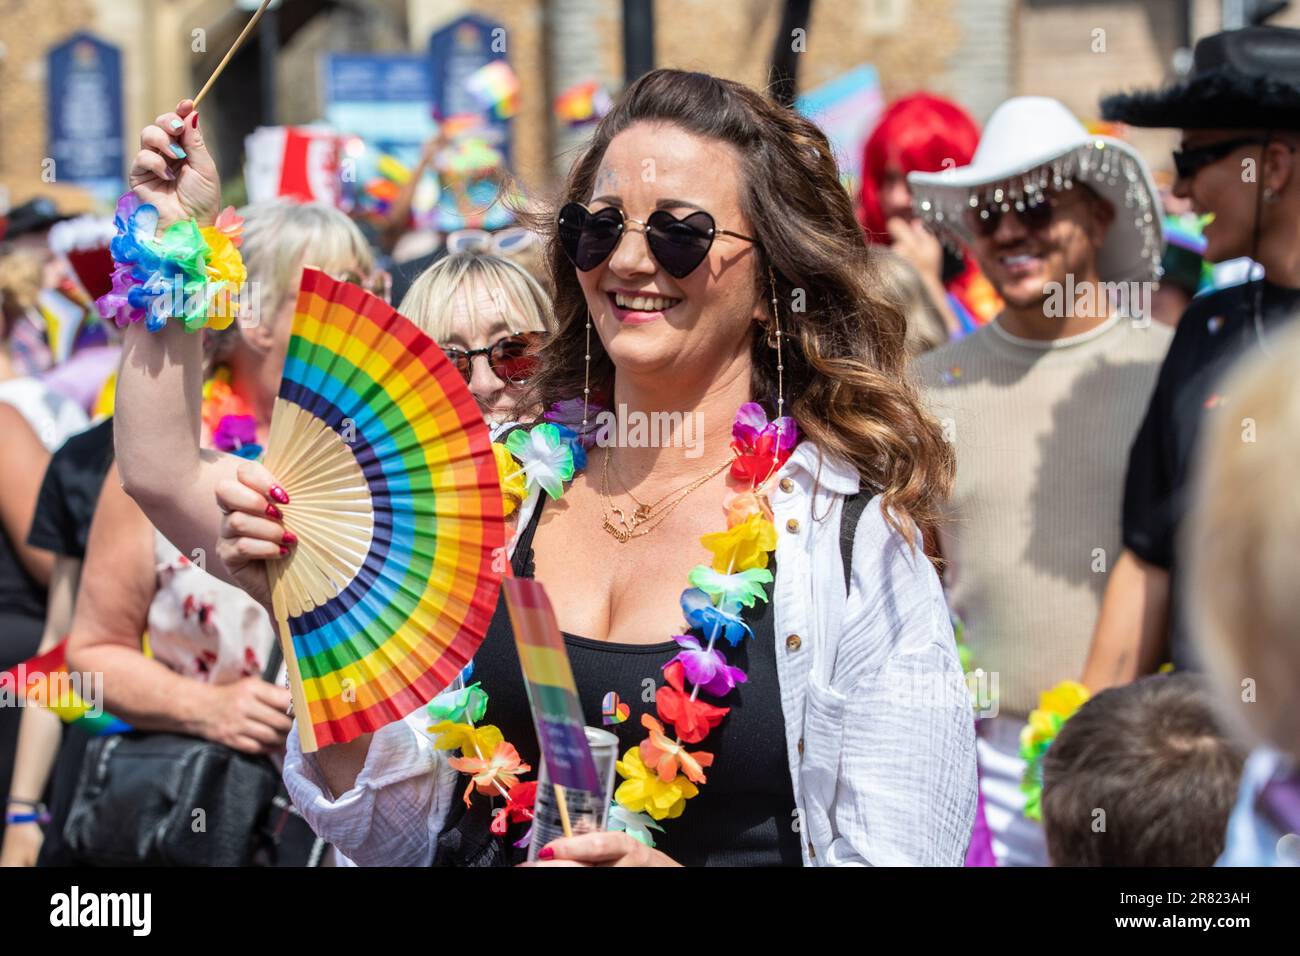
[
  {"left": 7, "top": 1, "right": 1300, "bottom": 212},
  {"left": 0, "top": 0, "right": 97, "bottom": 202}
]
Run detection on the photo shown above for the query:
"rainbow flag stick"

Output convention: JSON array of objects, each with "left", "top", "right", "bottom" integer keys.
[{"left": 501, "top": 577, "right": 601, "bottom": 796}]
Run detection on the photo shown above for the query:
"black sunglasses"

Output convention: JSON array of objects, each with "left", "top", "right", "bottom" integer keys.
[
  {"left": 965, "top": 191, "right": 1063, "bottom": 238},
  {"left": 1172, "top": 136, "right": 1275, "bottom": 181},
  {"left": 440, "top": 333, "right": 539, "bottom": 386},
  {"left": 557, "top": 202, "right": 756, "bottom": 278}
]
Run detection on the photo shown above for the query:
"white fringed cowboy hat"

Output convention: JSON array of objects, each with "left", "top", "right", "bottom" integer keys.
[{"left": 908, "top": 97, "right": 1163, "bottom": 283}]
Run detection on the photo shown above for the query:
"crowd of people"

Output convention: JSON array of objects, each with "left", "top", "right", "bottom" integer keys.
[{"left": 0, "top": 23, "right": 1297, "bottom": 868}]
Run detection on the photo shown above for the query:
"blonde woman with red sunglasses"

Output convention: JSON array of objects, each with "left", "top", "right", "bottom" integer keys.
[{"left": 398, "top": 251, "right": 553, "bottom": 423}]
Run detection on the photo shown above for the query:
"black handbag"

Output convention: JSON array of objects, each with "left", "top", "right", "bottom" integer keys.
[{"left": 62, "top": 642, "right": 322, "bottom": 867}]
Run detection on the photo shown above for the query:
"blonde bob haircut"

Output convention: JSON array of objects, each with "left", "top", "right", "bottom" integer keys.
[
  {"left": 1186, "top": 318, "right": 1300, "bottom": 761},
  {"left": 205, "top": 200, "right": 374, "bottom": 365},
  {"left": 398, "top": 251, "right": 554, "bottom": 344},
  {"left": 240, "top": 199, "right": 376, "bottom": 326}
]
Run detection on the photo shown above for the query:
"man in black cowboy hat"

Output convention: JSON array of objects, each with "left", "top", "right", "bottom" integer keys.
[{"left": 1084, "top": 25, "right": 1300, "bottom": 690}]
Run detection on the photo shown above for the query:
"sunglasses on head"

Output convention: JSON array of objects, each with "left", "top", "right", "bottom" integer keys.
[
  {"left": 445, "top": 227, "right": 538, "bottom": 256},
  {"left": 965, "top": 191, "right": 1065, "bottom": 239},
  {"left": 557, "top": 201, "right": 756, "bottom": 278},
  {"left": 441, "top": 333, "right": 539, "bottom": 386},
  {"left": 1171, "top": 136, "right": 1278, "bottom": 180}
]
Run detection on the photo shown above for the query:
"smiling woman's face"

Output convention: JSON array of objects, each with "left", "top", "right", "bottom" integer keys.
[
  {"left": 575, "top": 121, "right": 762, "bottom": 395},
  {"left": 440, "top": 280, "right": 533, "bottom": 422}
]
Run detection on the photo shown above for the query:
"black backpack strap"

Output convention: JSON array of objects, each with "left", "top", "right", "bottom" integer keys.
[{"left": 839, "top": 488, "right": 875, "bottom": 596}]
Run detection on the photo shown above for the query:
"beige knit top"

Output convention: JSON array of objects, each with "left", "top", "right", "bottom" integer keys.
[{"left": 914, "top": 313, "right": 1171, "bottom": 716}]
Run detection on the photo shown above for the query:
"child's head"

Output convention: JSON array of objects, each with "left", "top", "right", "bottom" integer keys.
[{"left": 1041, "top": 674, "right": 1244, "bottom": 866}]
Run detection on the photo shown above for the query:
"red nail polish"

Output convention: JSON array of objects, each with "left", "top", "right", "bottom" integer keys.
[
  {"left": 281, "top": 531, "right": 298, "bottom": 546},
  {"left": 190, "top": 111, "right": 200, "bottom": 129},
  {"left": 279, "top": 545, "right": 289, "bottom": 557},
  {"left": 265, "top": 503, "right": 282, "bottom": 520},
  {"left": 269, "top": 485, "right": 289, "bottom": 505},
  {"left": 538, "top": 846, "right": 554, "bottom": 860}
]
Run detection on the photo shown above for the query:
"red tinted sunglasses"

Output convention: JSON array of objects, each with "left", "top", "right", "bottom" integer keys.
[{"left": 441, "top": 333, "right": 540, "bottom": 385}]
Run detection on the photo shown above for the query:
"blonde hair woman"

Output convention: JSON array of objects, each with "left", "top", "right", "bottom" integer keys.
[
  {"left": 1187, "top": 320, "right": 1300, "bottom": 865},
  {"left": 399, "top": 252, "right": 553, "bottom": 422}
]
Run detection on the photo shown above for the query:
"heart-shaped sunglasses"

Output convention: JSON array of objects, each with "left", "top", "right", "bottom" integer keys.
[{"left": 557, "top": 201, "right": 755, "bottom": 278}]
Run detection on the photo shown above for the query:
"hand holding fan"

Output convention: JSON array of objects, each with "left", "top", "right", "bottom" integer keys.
[{"left": 263, "top": 269, "right": 505, "bottom": 751}]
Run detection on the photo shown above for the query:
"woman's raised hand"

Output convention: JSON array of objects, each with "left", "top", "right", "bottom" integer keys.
[
  {"left": 214, "top": 460, "right": 297, "bottom": 611},
  {"left": 128, "top": 99, "right": 221, "bottom": 229}
]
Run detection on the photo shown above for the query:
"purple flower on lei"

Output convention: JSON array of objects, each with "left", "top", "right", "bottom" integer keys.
[
  {"left": 544, "top": 397, "right": 605, "bottom": 450},
  {"left": 212, "top": 414, "right": 262, "bottom": 459},
  {"left": 731, "top": 401, "right": 798, "bottom": 454},
  {"left": 667, "top": 634, "right": 748, "bottom": 697}
]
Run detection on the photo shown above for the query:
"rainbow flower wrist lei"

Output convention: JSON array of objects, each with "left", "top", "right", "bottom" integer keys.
[
  {"left": 427, "top": 400, "right": 799, "bottom": 849},
  {"left": 97, "top": 192, "right": 247, "bottom": 333}
]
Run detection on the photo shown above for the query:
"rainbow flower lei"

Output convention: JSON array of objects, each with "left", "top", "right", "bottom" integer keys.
[
  {"left": 96, "top": 193, "right": 246, "bottom": 333},
  {"left": 1018, "top": 680, "right": 1090, "bottom": 820},
  {"left": 201, "top": 368, "right": 263, "bottom": 460},
  {"left": 428, "top": 400, "right": 799, "bottom": 850}
]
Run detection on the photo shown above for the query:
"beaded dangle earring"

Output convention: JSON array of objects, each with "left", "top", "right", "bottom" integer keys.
[
  {"left": 767, "top": 263, "right": 786, "bottom": 419},
  {"left": 581, "top": 311, "right": 593, "bottom": 436}
]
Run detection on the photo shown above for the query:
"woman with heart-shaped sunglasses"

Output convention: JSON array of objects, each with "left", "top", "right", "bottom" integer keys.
[
  {"left": 279, "top": 68, "right": 976, "bottom": 869},
  {"left": 114, "top": 69, "right": 976, "bottom": 868}
]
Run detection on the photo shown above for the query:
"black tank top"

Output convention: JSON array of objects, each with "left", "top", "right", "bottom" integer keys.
[{"left": 433, "top": 493, "right": 802, "bottom": 867}]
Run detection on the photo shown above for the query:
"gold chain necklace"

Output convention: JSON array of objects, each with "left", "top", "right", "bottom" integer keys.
[
  {"left": 609, "top": 449, "right": 725, "bottom": 521},
  {"left": 599, "top": 446, "right": 733, "bottom": 542}
]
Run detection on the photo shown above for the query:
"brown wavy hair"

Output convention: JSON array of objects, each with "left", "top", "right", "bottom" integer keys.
[{"left": 522, "top": 69, "right": 953, "bottom": 542}]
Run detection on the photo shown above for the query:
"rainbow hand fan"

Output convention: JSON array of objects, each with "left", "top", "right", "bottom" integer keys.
[{"left": 263, "top": 269, "right": 505, "bottom": 752}]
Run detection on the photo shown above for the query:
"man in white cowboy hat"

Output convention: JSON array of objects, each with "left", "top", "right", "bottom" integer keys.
[
  {"left": 1083, "top": 26, "right": 1300, "bottom": 702},
  {"left": 910, "top": 96, "right": 1171, "bottom": 866}
]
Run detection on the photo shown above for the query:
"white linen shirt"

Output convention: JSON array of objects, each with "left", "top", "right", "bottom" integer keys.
[{"left": 283, "top": 442, "right": 978, "bottom": 866}]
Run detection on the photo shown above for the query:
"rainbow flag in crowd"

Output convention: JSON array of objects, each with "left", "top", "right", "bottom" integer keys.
[
  {"left": 464, "top": 60, "right": 519, "bottom": 120},
  {"left": 0, "top": 639, "right": 130, "bottom": 735},
  {"left": 554, "top": 81, "right": 612, "bottom": 127}
]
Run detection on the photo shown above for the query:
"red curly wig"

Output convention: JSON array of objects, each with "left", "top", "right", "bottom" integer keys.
[{"left": 859, "top": 93, "right": 981, "bottom": 243}]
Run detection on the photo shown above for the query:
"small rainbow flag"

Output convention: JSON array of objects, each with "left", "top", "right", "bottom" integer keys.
[
  {"left": 554, "top": 81, "right": 612, "bottom": 127},
  {"left": 464, "top": 60, "right": 519, "bottom": 121},
  {"left": 502, "top": 578, "right": 600, "bottom": 794},
  {"left": 37, "top": 289, "right": 88, "bottom": 365},
  {"left": 375, "top": 153, "right": 412, "bottom": 186},
  {"left": 0, "top": 639, "right": 130, "bottom": 736}
]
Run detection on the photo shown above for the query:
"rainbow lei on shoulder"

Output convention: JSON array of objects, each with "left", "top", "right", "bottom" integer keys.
[
  {"left": 96, "top": 193, "right": 247, "bottom": 333},
  {"left": 201, "top": 367, "right": 263, "bottom": 460},
  {"left": 433, "top": 400, "right": 798, "bottom": 849},
  {"left": 1018, "top": 680, "right": 1090, "bottom": 820}
]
